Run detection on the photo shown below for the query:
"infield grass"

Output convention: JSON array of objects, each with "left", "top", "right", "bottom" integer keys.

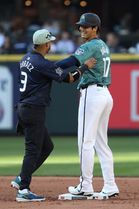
[{"left": 0, "top": 136, "right": 139, "bottom": 176}]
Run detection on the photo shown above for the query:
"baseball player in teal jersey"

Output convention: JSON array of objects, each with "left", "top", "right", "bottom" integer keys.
[{"left": 67, "top": 13, "right": 119, "bottom": 199}]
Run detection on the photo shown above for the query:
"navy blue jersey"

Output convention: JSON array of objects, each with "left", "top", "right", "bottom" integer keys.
[{"left": 18, "top": 51, "right": 70, "bottom": 106}]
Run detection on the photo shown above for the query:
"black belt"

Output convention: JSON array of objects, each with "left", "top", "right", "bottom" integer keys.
[{"left": 81, "top": 83, "right": 104, "bottom": 89}]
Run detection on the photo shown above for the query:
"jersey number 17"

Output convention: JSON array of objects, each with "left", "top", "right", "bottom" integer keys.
[{"left": 103, "top": 57, "right": 110, "bottom": 77}]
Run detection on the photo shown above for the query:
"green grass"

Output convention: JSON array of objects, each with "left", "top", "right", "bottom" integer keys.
[{"left": 0, "top": 136, "right": 139, "bottom": 176}]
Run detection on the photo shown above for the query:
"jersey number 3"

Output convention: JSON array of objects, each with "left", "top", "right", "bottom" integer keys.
[
  {"left": 103, "top": 57, "right": 110, "bottom": 77},
  {"left": 20, "top": 71, "right": 27, "bottom": 92}
]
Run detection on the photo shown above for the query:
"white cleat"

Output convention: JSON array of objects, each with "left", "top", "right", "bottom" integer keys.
[
  {"left": 93, "top": 191, "right": 119, "bottom": 199},
  {"left": 68, "top": 184, "right": 93, "bottom": 196}
]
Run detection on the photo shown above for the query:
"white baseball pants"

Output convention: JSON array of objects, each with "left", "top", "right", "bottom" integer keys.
[{"left": 78, "top": 84, "right": 118, "bottom": 192}]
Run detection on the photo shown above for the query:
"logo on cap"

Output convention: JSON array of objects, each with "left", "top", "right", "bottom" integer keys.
[
  {"left": 46, "top": 33, "right": 51, "bottom": 40},
  {"left": 81, "top": 14, "right": 85, "bottom": 21}
]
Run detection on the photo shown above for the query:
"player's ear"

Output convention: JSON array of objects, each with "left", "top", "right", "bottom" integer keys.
[
  {"left": 46, "top": 42, "right": 51, "bottom": 46},
  {"left": 45, "top": 43, "right": 50, "bottom": 49},
  {"left": 92, "top": 26, "right": 99, "bottom": 34},
  {"left": 92, "top": 26, "right": 97, "bottom": 31}
]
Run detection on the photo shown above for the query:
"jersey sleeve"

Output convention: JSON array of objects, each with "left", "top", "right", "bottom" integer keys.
[
  {"left": 55, "top": 56, "right": 80, "bottom": 68},
  {"left": 73, "top": 43, "right": 96, "bottom": 65},
  {"left": 38, "top": 59, "right": 80, "bottom": 83},
  {"left": 38, "top": 59, "right": 69, "bottom": 82}
]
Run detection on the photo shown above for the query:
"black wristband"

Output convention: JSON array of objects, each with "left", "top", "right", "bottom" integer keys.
[
  {"left": 78, "top": 64, "right": 88, "bottom": 74},
  {"left": 63, "top": 70, "right": 80, "bottom": 83}
]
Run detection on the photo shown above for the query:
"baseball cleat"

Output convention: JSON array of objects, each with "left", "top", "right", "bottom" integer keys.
[
  {"left": 93, "top": 191, "right": 119, "bottom": 199},
  {"left": 68, "top": 184, "right": 93, "bottom": 196},
  {"left": 16, "top": 189, "right": 46, "bottom": 202},
  {"left": 11, "top": 176, "right": 21, "bottom": 190}
]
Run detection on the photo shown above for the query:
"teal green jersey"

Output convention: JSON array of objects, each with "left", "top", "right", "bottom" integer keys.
[{"left": 73, "top": 38, "right": 111, "bottom": 89}]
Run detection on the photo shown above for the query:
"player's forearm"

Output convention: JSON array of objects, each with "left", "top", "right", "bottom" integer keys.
[{"left": 58, "top": 57, "right": 96, "bottom": 83}]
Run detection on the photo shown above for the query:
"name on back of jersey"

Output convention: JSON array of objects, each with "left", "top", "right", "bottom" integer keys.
[
  {"left": 101, "top": 46, "right": 109, "bottom": 55},
  {"left": 20, "top": 57, "right": 34, "bottom": 72}
]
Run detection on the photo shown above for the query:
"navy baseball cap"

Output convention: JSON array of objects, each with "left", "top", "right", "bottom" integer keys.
[{"left": 76, "top": 13, "right": 101, "bottom": 28}]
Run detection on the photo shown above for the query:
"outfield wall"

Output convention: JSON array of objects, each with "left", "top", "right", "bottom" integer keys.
[{"left": 0, "top": 54, "right": 139, "bottom": 135}]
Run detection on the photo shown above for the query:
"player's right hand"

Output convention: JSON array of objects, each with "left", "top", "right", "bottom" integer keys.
[{"left": 84, "top": 58, "right": 96, "bottom": 69}]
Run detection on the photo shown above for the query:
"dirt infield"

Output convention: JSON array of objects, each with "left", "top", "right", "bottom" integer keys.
[{"left": 0, "top": 177, "right": 139, "bottom": 209}]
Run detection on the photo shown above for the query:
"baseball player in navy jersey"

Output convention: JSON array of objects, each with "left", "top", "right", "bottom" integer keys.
[
  {"left": 57, "top": 13, "right": 119, "bottom": 199},
  {"left": 11, "top": 28, "right": 96, "bottom": 202}
]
